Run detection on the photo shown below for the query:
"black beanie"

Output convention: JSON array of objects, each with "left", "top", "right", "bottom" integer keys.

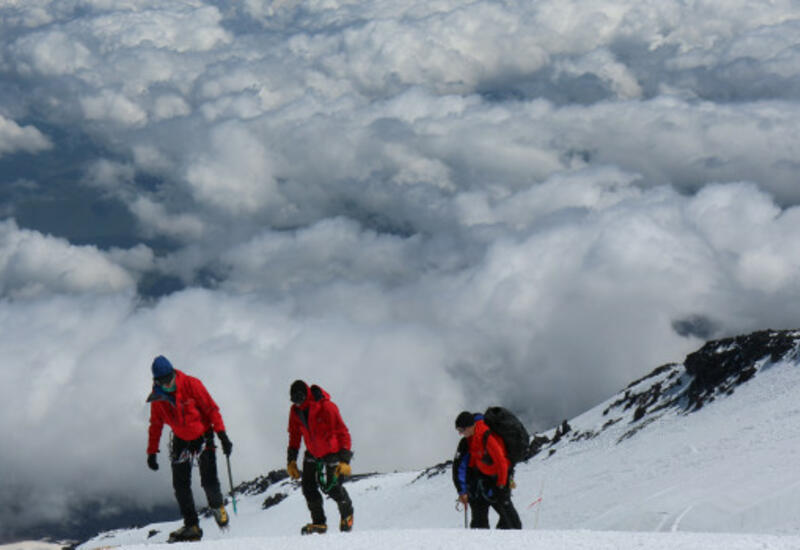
[
  {"left": 455, "top": 411, "right": 475, "bottom": 429},
  {"left": 290, "top": 380, "right": 308, "bottom": 404}
]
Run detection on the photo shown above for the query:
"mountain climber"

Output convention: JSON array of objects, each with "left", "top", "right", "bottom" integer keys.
[
  {"left": 286, "top": 379, "right": 354, "bottom": 535},
  {"left": 146, "top": 355, "right": 233, "bottom": 542},
  {"left": 452, "top": 411, "right": 522, "bottom": 529}
]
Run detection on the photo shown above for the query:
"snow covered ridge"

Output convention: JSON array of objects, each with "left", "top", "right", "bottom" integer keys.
[
  {"left": 77, "top": 328, "right": 800, "bottom": 548},
  {"left": 530, "top": 329, "right": 800, "bottom": 454}
]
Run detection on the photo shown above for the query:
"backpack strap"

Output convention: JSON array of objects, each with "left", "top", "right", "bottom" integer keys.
[{"left": 481, "top": 430, "right": 494, "bottom": 465}]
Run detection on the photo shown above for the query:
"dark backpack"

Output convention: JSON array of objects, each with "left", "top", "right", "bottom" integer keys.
[{"left": 482, "top": 406, "right": 530, "bottom": 465}]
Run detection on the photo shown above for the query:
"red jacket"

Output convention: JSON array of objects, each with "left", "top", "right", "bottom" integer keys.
[
  {"left": 288, "top": 385, "right": 351, "bottom": 459},
  {"left": 468, "top": 418, "right": 509, "bottom": 487},
  {"left": 147, "top": 369, "right": 226, "bottom": 455}
]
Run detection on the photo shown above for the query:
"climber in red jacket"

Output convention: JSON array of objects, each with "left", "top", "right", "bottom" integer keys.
[
  {"left": 454, "top": 411, "right": 521, "bottom": 529},
  {"left": 147, "top": 355, "right": 233, "bottom": 542},
  {"left": 286, "top": 379, "right": 354, "bottom": 535}
]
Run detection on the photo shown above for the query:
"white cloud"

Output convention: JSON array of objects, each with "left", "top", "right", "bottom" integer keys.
[
  {"left": 84, "top": 158, "right": 136, "bottom": 191},
  {"left": 87, "top": 5, "right": 232, "bottom": 53},
  {"left": 687, "top": 183, "right": 800, "bottom": 294},
  {"left": 0, "top": 115, "right": 51, "bottom": 157},
  {"left": 184, "top": 122, "right": 281, "bottom": 214},
  {"left": 554, "top": 49, "right": 643, "bottom": 100},
  {"left": 3, "top": 0, "right": 800, "bottom": 535},
  {"left": 0, "top": 219, "right": 136, "bottom": 298},
  {"left": 0, "top": 0, "right": 54, "bottom": 28},
  {"left": 106, "top": 243, "right": 156, "bottom": 274},
  {"left": 9, "top": 30, "right": 93, "bottom": 76},
  {"left": 129, "top": 197, "right": 205, "bottom": 241},
  {"left": 81, "top": 89, "right": 148, "bottom": 126},
  {"left": 131, "top": 143, "right": 175, "bottom": 173},
  {"left": 152, "top": 93, "right": 191, "bottom": 120},
  {"left": 220, "top": 217, "right": 423, "bottom": 293}
]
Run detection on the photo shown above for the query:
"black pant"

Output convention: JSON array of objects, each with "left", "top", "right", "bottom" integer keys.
[
  {"left": 469, "top": 477, "right": 522, "bottom": 529},
  {"left": 301, "top": 452, "right": 353, "bottom": 525},
  {"left": 170, "top": 433, "right": 224, "bottom": 527}
]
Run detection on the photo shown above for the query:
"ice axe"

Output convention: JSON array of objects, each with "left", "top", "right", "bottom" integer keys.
[
  {"left": 455, "top": 497, "right": 469, "bottom": 528},
  {"left": 225, "top": 455, "right": 238, "bottom": 515}
]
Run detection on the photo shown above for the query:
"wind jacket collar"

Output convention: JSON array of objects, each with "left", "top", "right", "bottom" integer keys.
[{"left": 146, "top": 369, "right": 183, "bottom": 405}]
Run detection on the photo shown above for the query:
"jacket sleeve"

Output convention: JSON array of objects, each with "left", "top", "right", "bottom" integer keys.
[
  {"left": 147, "top": 405, "right": 164, "bottom": 455},
  {"left": 485, "top": 433, "right": 509, "bottom": 487},
  {"left": 288, "top": 408, "right": 302, "bottom": 452},
  {"left": 326, "top": 401, "right": 351, "bottom": 451},
  {"left": 192, "top": 378, "right": 226, "bottom": 433},
  {"left": 452, "top": 438, "right": 470, "bottom": 494}
]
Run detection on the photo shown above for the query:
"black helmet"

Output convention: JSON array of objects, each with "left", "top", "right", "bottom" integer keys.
[
  {"left": 290, "top": 380, "right": 308, "bottom": 404},
  {"left": 455, "top": 411, "right": 475, "bottom": 429}
]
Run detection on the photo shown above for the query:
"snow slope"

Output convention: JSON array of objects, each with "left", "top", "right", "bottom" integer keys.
[
  {"left": 78, "top": 330, "right": 800, "bottom": 549},
  {"left": 83, "top": 530, "right": 800, "bottom": 550}
]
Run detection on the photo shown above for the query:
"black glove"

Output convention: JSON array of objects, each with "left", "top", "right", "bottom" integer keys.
[
  {"left": 147, "top": 454, "right": 159, "bottom": 471},
  {"left": 338, "top": 449, "right": 353, "bottom": 464},
  {"left": 217, "top": 431, "right": 233, "bottom": 456}
]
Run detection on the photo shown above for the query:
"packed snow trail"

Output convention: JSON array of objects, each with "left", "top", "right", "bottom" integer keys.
[{"left": 99, "top": 529, "right": 800, "bottom": 550}]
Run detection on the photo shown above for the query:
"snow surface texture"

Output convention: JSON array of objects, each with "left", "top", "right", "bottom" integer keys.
[
  {"left": 80, "top": 530, "right": 800, "bottom": 550},
  {"left": 77, "top": 330, "right": 800, "bottom": 549},
  {"left": 0, "top": 543, "right": 62, "bottom": 550}
]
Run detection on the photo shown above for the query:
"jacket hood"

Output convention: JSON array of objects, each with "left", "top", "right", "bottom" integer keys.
[{"left": 295, "top": 383, "right": 330, "bottom": 408}]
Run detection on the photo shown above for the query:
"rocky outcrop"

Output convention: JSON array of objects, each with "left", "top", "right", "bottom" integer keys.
[
  {"left": 684, "top": 330, "right": 798, "bottom": 410},
  {"left": 530, "top": 329, "right": 800, "bottom": 453}
]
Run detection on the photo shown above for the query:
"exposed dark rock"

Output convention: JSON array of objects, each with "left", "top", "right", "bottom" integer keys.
[
  {"left": 603, "top": 391, "right": 630, "bottom": 416},
  {"left": 583, "top": 330, "right": 798, "bottom": 444},
  {"left": 412, "top": 460, "right": 451, "bottom": 482},
  {"left": 603, "top": 363, "right": 681, "bottom": 420},
  {"left": 527, "top": 434, "right": 550, "bottom": 457},
  {"left": 262, "top": 493, "right": 287, "bottom": 510},
  {"left": 618, "top": 416, "right": 660, "bottom": 443},
  {"left": 344, "top": 472, "right": 380, "bottom": 484},
  {"left": 602, "top": 417, "right": 622, "bottom": 430},
  {"left": 684, "top": 330, "right": 798, "bottom": 410},
  {"left": 235, "top": 469, "right": 290, "bottom": 496},
  {"left": 625, "top": 363, "right": 678, "bottom": 389},
  {"left": 550, "top": 420, "right": 571, "bottom": 444},
  {"left": 570, "top": 429, "right": 598, "bottom": 441}
]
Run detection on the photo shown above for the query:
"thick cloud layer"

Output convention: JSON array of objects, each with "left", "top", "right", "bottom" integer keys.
[{"left": 2, "top": 0, "right": 800, "bottom": 539}]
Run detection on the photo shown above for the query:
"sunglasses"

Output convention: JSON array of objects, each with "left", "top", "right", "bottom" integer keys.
[{"left": 154, "top": 374, "right": 174, "bottom": 387}]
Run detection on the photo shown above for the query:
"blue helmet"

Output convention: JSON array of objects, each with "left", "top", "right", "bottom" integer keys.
[{"left": 151, "top": 355, "right": 174, "bottom": 378}]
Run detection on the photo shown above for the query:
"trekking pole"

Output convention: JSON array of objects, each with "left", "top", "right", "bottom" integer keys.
[
  {"left": 225, "top": 455, "right": 238, "bottom": 515},
  {"left": 455, "top": 498, "right": 468, "bottom": 528}
]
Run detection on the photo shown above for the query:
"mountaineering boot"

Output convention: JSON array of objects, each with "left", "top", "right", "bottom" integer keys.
[
  {"left": 300, "top": 523, "right": 327, "bottom": 535},
  {"left": 167, "top": 524, "right": 203, "bottom": 543},
  {"left": 340, "top": 514, "right": 353, "bottom": 532},
  {"left": 212, "top": 505, "right": 229, "bottom": 528}
]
